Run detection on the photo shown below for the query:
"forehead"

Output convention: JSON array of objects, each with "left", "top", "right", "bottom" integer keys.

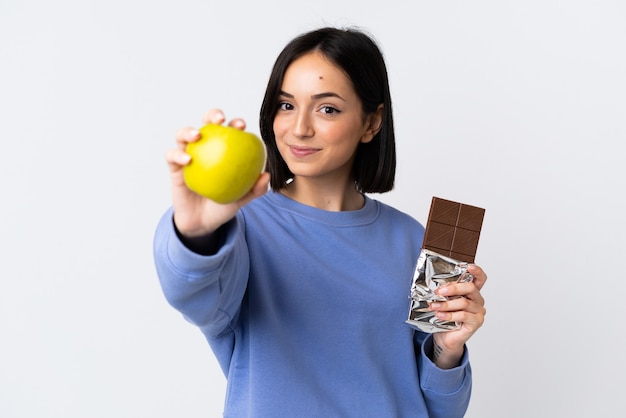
[{"left": 282, "top": 51, "right": 354, "bottom": 94}]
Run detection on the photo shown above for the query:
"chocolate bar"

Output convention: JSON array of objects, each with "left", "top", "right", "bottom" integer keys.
[
  {"left": 422, "top": 197, "right": 485, "bottom": 263},
  {"left": 405, "top": 197, "right": 486, "bottom": 333}
]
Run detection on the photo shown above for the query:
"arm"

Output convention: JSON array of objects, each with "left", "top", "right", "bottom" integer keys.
[
  {"left": 414, "top": 332, "right": 472, "bottom": 418},
  {"left": 153, "top": 109, "right": 269, "bottom": 336},
  {"left": 153, "top": 208, "right": 250, "bottom": 337},
  {"left": 414, "top": 264, "right": 488, "bottom": 417}
]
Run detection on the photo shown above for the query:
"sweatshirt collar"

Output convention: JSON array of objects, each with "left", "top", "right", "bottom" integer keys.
[{"left": 264, "top": 190, "right": 380, "bottom": 227}]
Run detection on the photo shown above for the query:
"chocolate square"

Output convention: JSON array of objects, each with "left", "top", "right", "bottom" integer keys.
[{"left": 422, "top": 197, "right": 486, "bottom": 263}]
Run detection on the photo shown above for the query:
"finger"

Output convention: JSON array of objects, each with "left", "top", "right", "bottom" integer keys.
[
  {"left": 465, "top": 288, "right": 485, "bottom": 308},
  {"left": 436, "top": 281, "right": 476, "bottom": 298},
  {"left": 468, "top": 264, "right": 488, "bottom": 290},
  {"left": 435, "top": 307, "right": 486, "bottom": 329},
  {"left": 227, "top": 117, "right": 246, "bottom": 131},
  {"left": 175, "top": 127, "right": 201, "bottom": 151},
  {"left": 251, "top": 172, "right": 271, "bottom": 196},
  {"left": 430, "top": 293, "right": 483, "bottom": 314},
  {"left": 236, "top": 172, "right": 270, "bottom": 207},
  {"left": 201, "top": 109, "right": 226, "bottom": 125},
  {"left": 165, "top": 148, "right": 192, "bottom": 172},
  {"left": 443, "top": 281, "right": 486, "bottom": 304}
]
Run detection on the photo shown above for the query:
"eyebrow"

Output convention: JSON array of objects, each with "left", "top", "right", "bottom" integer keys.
[{"left": 279, "top": 90, "right": 346, "bottom": 102}]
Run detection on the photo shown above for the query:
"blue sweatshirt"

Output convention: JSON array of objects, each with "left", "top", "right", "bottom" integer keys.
[{"left": 153, "top": 192, "right": 472, "bottom": 417}]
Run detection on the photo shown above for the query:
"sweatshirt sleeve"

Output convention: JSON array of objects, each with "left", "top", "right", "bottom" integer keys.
[
  {"left": 415, "top": 332, "right": 472, "bottom": 418},
  {"left": 152, "top": 208, "right": 249, "bottom": 338}
]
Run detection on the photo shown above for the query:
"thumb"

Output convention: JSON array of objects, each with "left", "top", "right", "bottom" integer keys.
[{"left": 236, "top": 172, "right": 271, "bottom": 207}]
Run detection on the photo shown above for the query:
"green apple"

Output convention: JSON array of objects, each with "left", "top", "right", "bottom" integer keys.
[{"left": 183, "top": 124, "right": 266, "bottom": 204}]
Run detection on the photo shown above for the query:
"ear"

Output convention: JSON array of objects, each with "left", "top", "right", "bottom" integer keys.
[{"left": 360, "top": 104, "right": 384, "bottom": 144}]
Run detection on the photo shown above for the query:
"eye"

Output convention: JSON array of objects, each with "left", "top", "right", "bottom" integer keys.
[
  {"left": 278, "top": 102, "right": 294, "bottom": 111},
  {"left": 320, "top": 106, "right": 340, "bottom": 115}
]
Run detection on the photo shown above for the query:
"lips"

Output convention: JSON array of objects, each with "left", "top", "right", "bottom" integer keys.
[{"left": 288, "top": 145, "right": 321, "bottom": 158}]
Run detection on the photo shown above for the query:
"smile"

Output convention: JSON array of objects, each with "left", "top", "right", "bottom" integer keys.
[{"left": 288, "top": 145, "right": 321, "bottom": 158}]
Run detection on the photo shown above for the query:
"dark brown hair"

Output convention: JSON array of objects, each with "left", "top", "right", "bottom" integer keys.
[{"left": 259, "top": 27, "right": 396, "bottom": 193}]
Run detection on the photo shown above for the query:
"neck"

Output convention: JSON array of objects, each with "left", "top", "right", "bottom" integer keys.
[{"left": 280, "top": 178, "right": 364, "bottom": 212}]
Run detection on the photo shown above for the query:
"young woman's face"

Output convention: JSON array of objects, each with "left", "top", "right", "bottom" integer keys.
[{"left": 273, "top": 51, "right": 376, "bottom": 184}]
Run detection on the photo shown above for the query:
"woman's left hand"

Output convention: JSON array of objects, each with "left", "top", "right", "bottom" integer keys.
[{"left": 429, "top": 264, "right": 488, "bottom": 369}]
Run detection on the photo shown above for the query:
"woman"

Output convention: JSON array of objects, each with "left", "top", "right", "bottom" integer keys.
[{"left": 154, "top": 26, "right": 487, "bottom": 417}]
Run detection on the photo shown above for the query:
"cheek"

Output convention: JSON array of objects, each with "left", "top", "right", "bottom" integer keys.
[
  {"left": 272, "top": 116, "right": 287, "bottom": 139},
  {"left": 272, "top": 120, "right": 288, "bottom": 153},
  {"left": 325, "top": 125, "right": 361, "bottom": 147}
]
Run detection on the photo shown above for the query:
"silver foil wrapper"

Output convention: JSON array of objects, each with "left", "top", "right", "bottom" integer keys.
[{"left": 406, "top": 249, "right": 473, "bottom": 333}]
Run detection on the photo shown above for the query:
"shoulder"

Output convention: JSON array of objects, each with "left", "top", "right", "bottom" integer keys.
[
  {"left": 370, "top": 197, "right": 424, "bottom": 230},
  {"left": 367, "top": 197, "right": 425, "bottom": 250}
]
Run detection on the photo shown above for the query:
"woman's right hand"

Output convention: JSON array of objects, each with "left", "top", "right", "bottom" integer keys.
[{"left": 165, "top": 109, "right": 270, "bottom": 238}]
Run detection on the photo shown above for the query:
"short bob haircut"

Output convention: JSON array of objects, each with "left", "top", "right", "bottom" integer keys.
[{"left": 259, "top": 27, "right": 396, "bottom": 193}]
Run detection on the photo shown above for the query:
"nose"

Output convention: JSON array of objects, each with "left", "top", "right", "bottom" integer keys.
[{"left": 293, "top": 111, "right": 314, "bottom": 138}]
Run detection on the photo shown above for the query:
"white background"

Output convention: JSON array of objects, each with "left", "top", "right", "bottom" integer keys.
[{"left": 1, "top": 1, "right": 625, "bottom": 417}]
